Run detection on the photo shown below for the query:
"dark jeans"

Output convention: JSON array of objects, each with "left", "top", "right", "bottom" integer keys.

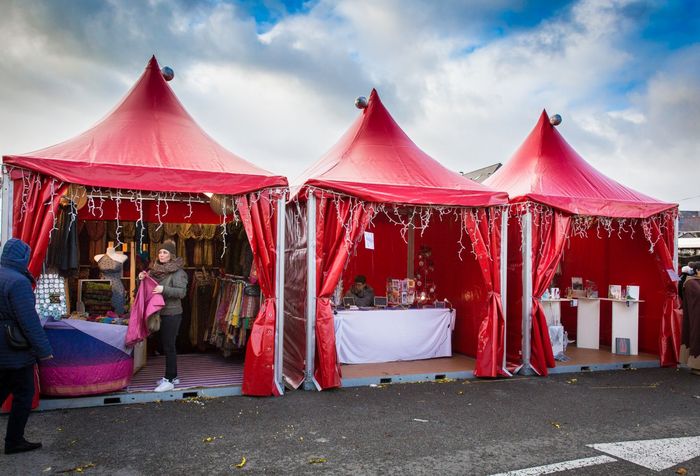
[
  {"left": 0, "top": 365, "right": 35, "bottom": 448},
  {"left": 160, "top": 314, "right": 182, "bottom": 380}
]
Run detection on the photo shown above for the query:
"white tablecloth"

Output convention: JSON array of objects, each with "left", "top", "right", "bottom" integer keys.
[{"left": 334, "top": 308, "right": 455, "bottom": 364}]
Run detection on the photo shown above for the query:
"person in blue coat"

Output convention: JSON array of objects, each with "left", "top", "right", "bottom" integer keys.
[{"left": 0, "top": 238, "right": 53, "bottom": 455}]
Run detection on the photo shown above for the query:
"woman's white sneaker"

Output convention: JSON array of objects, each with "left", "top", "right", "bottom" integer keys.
[
  {"left": 156, "top": 377, "right": 179, "bottom": 385},
  {"left": 154, "top": 379, "right": 175, "bottom": 392}
]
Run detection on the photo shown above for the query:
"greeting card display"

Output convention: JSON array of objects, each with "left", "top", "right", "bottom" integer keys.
[
  {"left": 585, "top": 280, "right": 598, "bottom": 298},
  {"left": 625, "top": 285, "right": 640, "bottom": 301},
  {"left": 386, "top": 278, "right": 416, "bottom": 305},
  {"left": 608, "top": 285, "right": 622, "bottom": 300},
  {"left": 571, "top": 277, "right": 586, "bottom": 298}
]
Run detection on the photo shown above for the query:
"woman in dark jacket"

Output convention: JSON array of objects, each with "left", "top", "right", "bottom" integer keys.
[
  {"left": 138, "top": 240, "right": 188, "bottom": 392},
  {"left": 0, "top": 238, "right": 53, "bottom": 454}
]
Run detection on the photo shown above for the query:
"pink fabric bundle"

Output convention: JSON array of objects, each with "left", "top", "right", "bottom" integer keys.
[{"left": 126, "top": 276, "right": 165, "bottom": 347}]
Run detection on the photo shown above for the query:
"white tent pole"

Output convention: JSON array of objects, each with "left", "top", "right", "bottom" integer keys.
[
  {"left": 273, "top": 195, "right": 286, "bottom": 395},
  {"left": 303, "top": 193, "right": 318, "bottom": 391},
  {"left": 500, "top": 207, "right": 509, "bottom": 374},
  {"left": 0, "top": 160, "right": 14, "bottom": 249},
  {"left": 519, "top": 209, "right": 534, "bottom": 375},
  {"left": 673, "top": 214, "right": 679, "bottom": 272}
]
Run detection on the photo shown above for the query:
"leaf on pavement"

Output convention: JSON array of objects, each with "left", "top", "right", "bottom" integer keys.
[
  {"left": 308, "top": 458, "right": 327, "bottom": 464},
  {"left": 676, "top": 468, "right": 687, "bottom": 475},
  {"left": 235, "top": 456, "right": 247, "bottom": 468},
  {"left": 550, "top": 421, "right": 561, "bottom": 429}
]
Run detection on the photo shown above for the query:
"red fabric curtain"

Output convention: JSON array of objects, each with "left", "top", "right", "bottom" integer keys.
[
  {"left": 650, "top": 215, "right": 682, "bottom": 366},
  {"left": 237, "top": 190, "right": 281, "bottom": 396},
  {"left": 314, "top": 195, "right": 374, "bottom": 389},
  {"left": 12, "top": 173, "right": 68, "bottom": 278},
  {"left": 464, "top": 208, "right": 507, "bottom": 377},
  {"left": 529, "top": 209, "right": 572, "bottom": 375}
]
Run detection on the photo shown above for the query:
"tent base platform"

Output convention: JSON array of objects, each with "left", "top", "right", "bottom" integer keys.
[
  {"left": 340, "top": 354, "right": 476, "bottom": 387},
  {"left": 37, "top": 354, "right": 244, "bottom": 411},
  {"left": 549, "top": 346, "right": 659, "bottom": 374}
]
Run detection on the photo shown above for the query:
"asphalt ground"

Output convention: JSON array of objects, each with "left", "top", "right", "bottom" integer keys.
[{"left": 1, "top": 367, "right": 698, "bottom": 475}]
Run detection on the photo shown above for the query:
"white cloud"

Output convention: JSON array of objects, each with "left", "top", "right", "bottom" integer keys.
[{"left": 0, "top": 0, "right": 698, "bottom": 210}]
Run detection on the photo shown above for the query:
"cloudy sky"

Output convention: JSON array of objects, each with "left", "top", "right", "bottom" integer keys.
[{"left": 1, "top": 0, "right": 698, "bottom": 209}]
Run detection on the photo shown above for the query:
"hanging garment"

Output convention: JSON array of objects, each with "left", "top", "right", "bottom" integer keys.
[
  {"left": 106, "top": 221, "right": 118, "bottom": 242},
  {"left": 147, "top": 222, "right": 165, "bottom": 243},
  {"left": 125, "top": 276, "right": 165, "bottom": 346},
  {"left": 97, "top": 254, "right": 126, "bottom": 314},
  {"left": 163, "top": 223, "right": 180, "bottom": 239},
  {"left": 47, "top": 205, "right": 80, "bottom": 274},
  {"left": 122, "top": 221, "right": 136, "bottom": 243},
  {"left": 85, "top": 221, "right": 106, "bottom": 263}
]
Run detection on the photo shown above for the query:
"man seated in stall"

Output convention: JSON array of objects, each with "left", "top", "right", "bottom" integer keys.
[{"left": 344, "top": 275, "right": 376, "bottom": 307}]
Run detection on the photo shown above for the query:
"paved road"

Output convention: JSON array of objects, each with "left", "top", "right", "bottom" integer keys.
[{"left": 1, "top": 367, "right": 698, "bottom": 475}]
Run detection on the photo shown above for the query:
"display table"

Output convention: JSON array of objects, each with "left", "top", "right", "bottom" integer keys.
[
  {"left": 608, "top": 299, "right": 642, "bottom": 355},
  {"left": 40, "top": 320, "right": 133, "bottom": 396},
  {"left": 334, "top": 308, "right": 455, "bottom": 364},
  {"left": 576, "top": 297, "right": 601, "bottom": 350}
]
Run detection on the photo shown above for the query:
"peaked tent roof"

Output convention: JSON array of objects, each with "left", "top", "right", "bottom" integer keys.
[
  {"left": 3, "top": 56, "right": 287, "bottom": 195},
  {"left": 484, "top": 110, "right": 676, "bottom": 218},
  {"left": 294, "top": 89, "right": 508, "bottom": 207}
]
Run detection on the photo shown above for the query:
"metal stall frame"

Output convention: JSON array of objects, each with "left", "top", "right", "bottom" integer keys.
[
  {"left": 303, "top": 193, "right": 320, "bottom": 390},
  {"left": 516, "top": 209, "right": 535, "bottom": 375},
  {"left": 273, "top": 194, "right": 287, "bottom": 395}
]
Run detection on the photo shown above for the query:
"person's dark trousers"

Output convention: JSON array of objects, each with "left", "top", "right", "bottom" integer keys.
[
  {"left": 0, "top": 365, "right": 35, "bottom": 449},
  {"left": 160, "top": 314, "right": 182, "bottom": 381}
]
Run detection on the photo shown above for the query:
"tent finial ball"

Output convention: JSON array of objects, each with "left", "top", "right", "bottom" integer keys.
[
  {"left": 355, "top": 96, "right": 368, "bottom": 109},
  {"left": 549, "top": 114, "right": 562, "bottom": 126},
  {"left": 161, "top": 66, "right": 175, "bottom": 81}
]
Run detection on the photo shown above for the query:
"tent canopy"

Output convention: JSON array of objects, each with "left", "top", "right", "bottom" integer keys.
[
  {"left": 295, "top": 89, "right": 508, "bottom": 207},
  {"left": 484, "top": 110, "right": 676, "bottom": 218},
  {"left": 3, "top": 56, "right": 287, "bottom": 196}
]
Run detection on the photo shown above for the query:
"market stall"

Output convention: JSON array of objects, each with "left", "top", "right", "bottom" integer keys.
[
  {"left": 484, "top": 110, "right": 680, "bottom": 375},
  {"left": 1, "top": 56, "right": 288, "bottom": 401},
  {"left": 285, "top": 89, "right": 509, "bottom": 390}
]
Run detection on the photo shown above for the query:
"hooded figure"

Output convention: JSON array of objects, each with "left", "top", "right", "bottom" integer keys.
[
  {"left": 0, "top": 238, "right": 53, "bottom": 454},
  {"left": 681, "top": 261, "right": 700, "bottom": 375}
]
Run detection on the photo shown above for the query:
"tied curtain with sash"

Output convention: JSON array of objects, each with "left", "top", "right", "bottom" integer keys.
[
  {"left": 237, "top": 190, "right": 281, "bottom": 396},
  {"left": 314, "top": 194, "right": 374, "bottom": 389},
  {"left": 529, "top": 208, "right": 572, "bottom": 376},
  {"left": 464, "top": 208, "right": 507, "bottom": 377},
  {"left": 649, "top": 215, "right": 682, "bottom": 366}
]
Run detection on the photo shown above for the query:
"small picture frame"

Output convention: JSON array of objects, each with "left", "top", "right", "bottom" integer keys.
[
  {"left": 374, "top": 296, "right": 387, "bottom": 308},
  {"left": 434, "top": 300, "right": 446, "bottom": 309},
  {"left": 343, "top": 297, "right": 356, "bottom": 308},
  {"left": 615, "top": 337, "right": 631, "bottom": 355}
]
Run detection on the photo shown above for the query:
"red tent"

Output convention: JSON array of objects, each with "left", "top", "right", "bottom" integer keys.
[
  {"left": 296, "top": 90, "right": 506, "bottom": 207},
  {"left": 286, "top": 89, "right": 509, "bottom": 390},
  {"left": 2, "top": 56, "right": 288, "bottom": 396},
  {"left": 485, "top": 110, "right": 680, "bottom": 375},
  {"left": 4, "top": 56, "right": 285, "bottom": 195}
]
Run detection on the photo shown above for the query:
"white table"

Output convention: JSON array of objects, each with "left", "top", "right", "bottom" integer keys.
[
  {"left": 334, "top": 308, "right": 455, "bottom": 364},
  {"left": 576, "top": 297, "right": 601, "bottom": 350},
  {"left": 610, "top": 299, "right": 641, "bottom": 355},
  {"left": 571, "top": 297, "right": 642, "bottom": 354}
]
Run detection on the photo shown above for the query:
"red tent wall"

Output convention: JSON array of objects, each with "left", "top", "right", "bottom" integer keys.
[
  {"left": 343, "top": 213, "right": 500, "bottom": 366},
  {"left": 559, "top": 222, "right": 672, "bottom": 356},
  {"left": 343, "top": 215, "right": 408, "bottom": 296},
  {"left": 416, "top": 217, "right": 488, "bottom": 358}
]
